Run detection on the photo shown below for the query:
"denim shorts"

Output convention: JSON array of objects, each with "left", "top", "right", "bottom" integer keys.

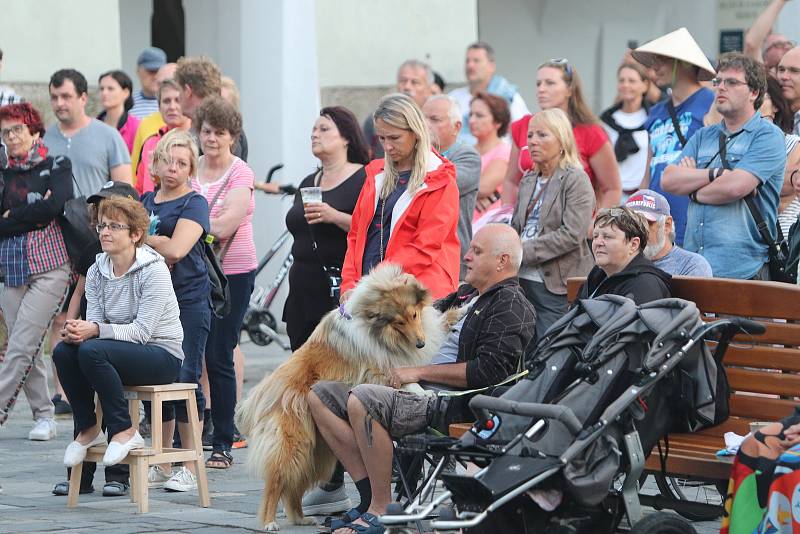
[{"left": 311, "top": 381, "right": 433, "bottom": 439}]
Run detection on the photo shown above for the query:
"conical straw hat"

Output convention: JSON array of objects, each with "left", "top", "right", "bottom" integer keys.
[{"left": 632, "top": 27, "right": 716, "bottom": 81}]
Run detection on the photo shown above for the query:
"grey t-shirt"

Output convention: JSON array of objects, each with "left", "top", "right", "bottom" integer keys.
[
  {"left": 44, "top": 119, "right": 131, "bottom": 197},
  {"left": 653, "top": 246, "right": 713, "bottom": 277}
]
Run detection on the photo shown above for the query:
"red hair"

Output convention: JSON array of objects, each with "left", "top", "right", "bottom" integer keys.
[{"left": 0, "top": 103, "right": 45, "bottom": 137}]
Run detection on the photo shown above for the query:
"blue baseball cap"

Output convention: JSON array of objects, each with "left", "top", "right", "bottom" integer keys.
[{"left": 137, "top": 47, "right": 167, "bottom": 71}]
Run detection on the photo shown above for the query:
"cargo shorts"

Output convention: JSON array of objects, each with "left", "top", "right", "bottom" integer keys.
[{"left": 311, "top": 381, "right": 434, "bottom": 440}]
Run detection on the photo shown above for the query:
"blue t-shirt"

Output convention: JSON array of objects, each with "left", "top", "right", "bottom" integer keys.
[
  {"left": 362, "top": 171, "right": 410, "bottom": 274},
  {"left": 681, "top": 112, "right": 786, "bottom": 279},
  {"left": 645, "top": 88, "right": 714, "bottom": 245},
  {"left": 141, "top": 191, "right": 211, "bottom": 308}
]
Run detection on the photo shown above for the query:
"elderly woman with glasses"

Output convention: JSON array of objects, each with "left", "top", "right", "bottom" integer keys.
[
  {"left": 577, "top": 206, "right": 671, "bottom": 304},
  {"left": 509, "top": 109, "right": 595, "bottom": 338},
  {"left": 53, "top": 197, "right": 184, "bottom": 468},
  {"left": 0, "top": 103, "right": 73, "bottom": 441},
  {"left": 501, "top": 59, "right": 622, "bottom": 219}
]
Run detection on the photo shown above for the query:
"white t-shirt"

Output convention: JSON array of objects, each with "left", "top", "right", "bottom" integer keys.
[{"left": 602, "top": 108, "right": 649, "bottom": 192}]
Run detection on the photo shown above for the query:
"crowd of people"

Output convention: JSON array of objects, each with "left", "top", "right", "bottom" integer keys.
[{"left": 1, "top": 3, "right": 800, "bottom": 531}]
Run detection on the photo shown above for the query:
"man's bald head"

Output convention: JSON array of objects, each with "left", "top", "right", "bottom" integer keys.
[
  {"left": 156, "top": 63, "right": 177, "bottom": 84},
  {"left": 763, "top": 34, "right": 794, "bottom": 70},
  {"left": 483, "top": 224, "right": 523, "bottom": 272},
  {"left": 464, "top": 224, "right": 523, "bottom": 293}
]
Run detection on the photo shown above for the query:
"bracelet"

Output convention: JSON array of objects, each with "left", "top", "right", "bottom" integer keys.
[
  {"left": 689, "top": 190, "right": 699, "bottom": 203},
  {"left": 708, "top": 167, "right": 716, "bottom": 182}
]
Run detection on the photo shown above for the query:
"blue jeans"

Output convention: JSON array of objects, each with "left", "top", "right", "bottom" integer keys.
[
  {"left": 163, "top": 304, "right": 212, "bottom": 423},
  {"left": 205, "top": 270, "right": 255, "bottom": 452},
  {"left": 53, "top": 339, "right": 181, "bottom": 438}
]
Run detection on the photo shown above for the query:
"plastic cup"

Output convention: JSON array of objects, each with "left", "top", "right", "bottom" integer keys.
[{"left": 300, "top": 187, "right": 322, "bottom": 204}]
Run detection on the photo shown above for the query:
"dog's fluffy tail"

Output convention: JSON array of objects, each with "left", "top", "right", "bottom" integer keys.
[{"left": 236, "top": 368, "right": 322, "bottom": 484}]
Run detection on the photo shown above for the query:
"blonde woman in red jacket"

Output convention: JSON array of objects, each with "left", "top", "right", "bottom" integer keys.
[{"left": 340, "top": 93, "right": 460, "bottom": 300}]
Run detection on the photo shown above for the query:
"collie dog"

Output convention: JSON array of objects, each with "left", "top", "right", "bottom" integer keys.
[{"left": 236, "top": 264, "right": 455, "bottom": 531}]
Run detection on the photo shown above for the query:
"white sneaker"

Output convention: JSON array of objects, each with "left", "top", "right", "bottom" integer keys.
[
  {"left": 301, "top": 484, "right": 352, "bottom": 515},
  {"left": 29, "top": 418, "right": 57, "bottom": 441},
  {"left": 164, "top": 467, "right": 197, "bottom": 492},
  {"left": 147, "top": 465, "right": 173, "bottom": 488}
]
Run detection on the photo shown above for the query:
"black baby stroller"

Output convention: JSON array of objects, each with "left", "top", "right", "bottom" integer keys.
[{"left": 381, "top": 295, "right": 763, "bottom": 533}]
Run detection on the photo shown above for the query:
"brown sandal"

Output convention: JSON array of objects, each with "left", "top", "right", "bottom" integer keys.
[{"left": 205, "top": 450, "right": 233, "bottom": 469}]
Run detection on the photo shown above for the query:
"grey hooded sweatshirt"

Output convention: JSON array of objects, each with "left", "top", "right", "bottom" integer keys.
[{"left": 86, "top": 244, "right": 184, "bottom": 360}]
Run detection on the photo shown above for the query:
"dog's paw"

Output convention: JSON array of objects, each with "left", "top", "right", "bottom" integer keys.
[
  {"left": 263, "top": 521, "right": 280, "bottom": 532},
  {"left": 292, "top": 516, "right": 317, "bottom": 526}
]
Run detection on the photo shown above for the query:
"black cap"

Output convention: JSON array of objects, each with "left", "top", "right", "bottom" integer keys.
[{"left": 87, "top": 181, "right": 140, "bottom": 204}]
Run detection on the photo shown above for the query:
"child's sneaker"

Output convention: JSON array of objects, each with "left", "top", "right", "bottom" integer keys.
[{"left": 164, "top": 467, "right": 197, "bottom": 492}]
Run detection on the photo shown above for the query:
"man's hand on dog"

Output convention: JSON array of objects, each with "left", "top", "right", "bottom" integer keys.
[{"left": 389, "top": 367, "right": 422, "bottom": 388}]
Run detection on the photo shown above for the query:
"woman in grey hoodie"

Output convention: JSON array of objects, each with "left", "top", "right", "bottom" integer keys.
[{"left": 53, "top": 197, "right": 184, "bottom": 468}]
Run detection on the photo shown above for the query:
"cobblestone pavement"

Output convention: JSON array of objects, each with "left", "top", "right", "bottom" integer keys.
[{"left": 0, "top": 337, "right": 721, "bottom": 533}]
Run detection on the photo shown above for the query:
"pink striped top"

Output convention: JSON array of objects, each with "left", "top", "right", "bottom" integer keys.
[{"left": 191, "top": 156, "right": 257, "bottom": 274}]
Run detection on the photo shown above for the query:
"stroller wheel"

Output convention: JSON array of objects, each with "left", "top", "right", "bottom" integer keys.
[
  {"left": 629, "top": 511, "right": 697, "bottom": 534},
  {"left": 243, "top": 309, "right": 277, "bottom": 346},
  {"left": 654, "top": 474, "right": 725, "bottom": 521}
]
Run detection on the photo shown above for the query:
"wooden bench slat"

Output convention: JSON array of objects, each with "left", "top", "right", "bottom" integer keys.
[
  {"left": 700, "top": 317, "right": 800, "bottom": 346},
  {"left": 729, "top": 394, "right": 797, "bottom": 421},
  {"left": 722, "top": 345, "right": 800, "bottom": 372},
  {"left": 728, "top": 368, "right": 800, "bottom": 397},
  {"left": 644, "top": 452, "right": 733, "bottom": 480},
  {"left": 669, "top": 278, "right": 800, "bottom": 320}
]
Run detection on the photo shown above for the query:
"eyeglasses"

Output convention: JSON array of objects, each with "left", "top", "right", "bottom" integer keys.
[
  {"left": 600, "top": 207, "right": 625, "bottom": 218},
  {"left": 95, "top": 222, "right": 131, "bottom": 233},
  {"left": 711, "top": 77, "right": 749, "bottom": 88},
  {"left": 0, "top": 124, "right": 27, "bottom": 140},
  {"left": 547, "top": 58, "right": 573, "bottom": 79}
]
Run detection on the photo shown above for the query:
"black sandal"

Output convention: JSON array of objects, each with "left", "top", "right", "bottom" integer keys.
[{"left": 206, "top": 450, "right": 233, "bottom": 469}]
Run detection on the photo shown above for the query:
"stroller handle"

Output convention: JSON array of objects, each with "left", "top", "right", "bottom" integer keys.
[
  {"left": 469, "top": 395, "right": 583, "bottom": 435},
  {"left": 726, "top": 317, "right": 766, "bottom": 336}
]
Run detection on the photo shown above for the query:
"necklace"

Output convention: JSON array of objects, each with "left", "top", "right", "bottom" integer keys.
[{"left": 379, "top": 196, "right": 386, "bottom": 261}]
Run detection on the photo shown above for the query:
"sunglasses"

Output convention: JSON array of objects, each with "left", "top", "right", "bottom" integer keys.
[
  {"left": 547, "top": 58, "right": 573, "bottom": 80},
  {"left": 596, "top": 207, "right": 645, "bottom": 225}
]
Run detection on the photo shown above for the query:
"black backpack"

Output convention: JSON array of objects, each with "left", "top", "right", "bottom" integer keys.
[{"left": 179, "top": 193, "right": 230, "bottom": 318}]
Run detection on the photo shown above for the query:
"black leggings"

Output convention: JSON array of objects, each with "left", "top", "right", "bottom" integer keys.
[{"left": 53, "top": 339, "right": 181, "bottom": 438}]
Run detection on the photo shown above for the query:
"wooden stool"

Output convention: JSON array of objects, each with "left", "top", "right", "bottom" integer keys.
[{"left": 67, "top": 383, "right": 211, "bottom": 513}]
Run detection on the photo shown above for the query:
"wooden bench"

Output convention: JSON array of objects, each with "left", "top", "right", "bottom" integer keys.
[{"left": 449, "top": 276, "right": 800, "bottom": 516}]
